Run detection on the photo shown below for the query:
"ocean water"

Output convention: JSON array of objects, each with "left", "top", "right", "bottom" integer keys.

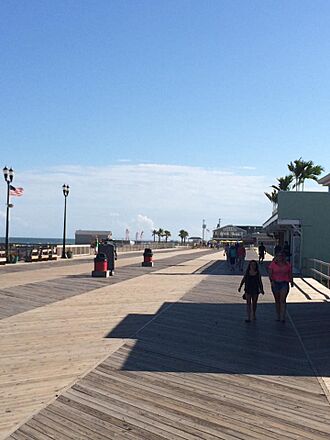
[{"left": 0, "top": 237, "right": 75, "bottom": 245}]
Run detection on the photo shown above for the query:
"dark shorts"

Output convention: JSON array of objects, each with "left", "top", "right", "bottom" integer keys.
[
  {"left": 245, "top": 291, "right": 260, "bottom": 297},
  {"left": 272, "top": 281, "right": 289, "bottom": 294}
]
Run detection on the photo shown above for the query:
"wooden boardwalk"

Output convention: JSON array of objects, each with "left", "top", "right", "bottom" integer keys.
[
  {"left": 0, "top": 248, "right": 215, "bottom": 439},
  {"left": 0, "top": 248, "right": 209, "bottom": 319},
  {"left": 2, "top": 249, "right": 330, "bottom": 439}
]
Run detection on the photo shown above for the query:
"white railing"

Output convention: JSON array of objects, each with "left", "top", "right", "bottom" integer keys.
[
  {"left": 56, "top": 244, "right": 93, "bottom": 256},
  {"left": 307, "top": 258, "right": 330, "bottom": 289}
]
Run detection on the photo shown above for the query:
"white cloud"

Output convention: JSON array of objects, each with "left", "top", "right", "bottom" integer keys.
[
  {"left": 237, "top": 166, "right": 257, "bottom": 171},
  {"left": 1, "top": 163, "right": 273, "bottom": 239},
  {"left": 135, "top": 214, "right": 155, "bottom": 231}
]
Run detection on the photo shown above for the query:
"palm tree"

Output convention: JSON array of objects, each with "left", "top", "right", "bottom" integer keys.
[
  {"left": 271, "top": 175, "right": 293, "bottom": 192},
  {"left": 183, "top": 230, "right": 189, "bottom": 244},
  {"left": 178, "top": 229, "right": 189, "bottom": 244},
  {"left": 299, "top": 161, "right": 324, "bottom": 190},
  {"left": 288, "top": 158, "right": 306, "bottom": 191},
  {"left": 157, "top": 228, "right": 164, "bottom": 243},
  {"left": 265, "top": 190, "right": 278, "bottom": 205},
  {"left": 164, "top": 230, "right": 171, "bottom": 242},
  {"left": 288, "top": 158, "right": 324, "bottom": 191},
  {"left": 152, "top": 229, "right": 157, "bottom": 242}
]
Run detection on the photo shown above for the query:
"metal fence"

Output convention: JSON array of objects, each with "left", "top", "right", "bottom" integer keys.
[
  {"left": 117, "top": 242, "right": 179, "bottom": 252},
  {"left": 307, "top": 258, "right": 330, "bottom": 289},
  {"left": 0, "top": 241, "right": 188, "bottom": 264}
]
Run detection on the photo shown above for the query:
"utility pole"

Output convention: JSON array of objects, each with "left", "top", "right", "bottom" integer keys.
[{"left": 202, "top": 219, "right": 206, "bottom": 243}]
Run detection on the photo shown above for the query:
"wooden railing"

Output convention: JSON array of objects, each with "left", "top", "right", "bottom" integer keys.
[{"left": 307, "top": 258, "right": 330, "bottom": 289}]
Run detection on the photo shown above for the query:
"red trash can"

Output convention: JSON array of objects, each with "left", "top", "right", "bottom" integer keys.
[{"left": 94, "top": 253, "right": 107, "bottom": 272}]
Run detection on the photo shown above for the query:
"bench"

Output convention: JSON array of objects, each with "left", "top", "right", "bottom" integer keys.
[
  {"left": 0, "top": 250, "right": 6, "bottom": 265},
  {"left": 25, "top": 249, "right": 40, "bottom": 262},
  {"left": 39, "top": 248, "right": 50, "bottom": 261},
  {"left": 48, "top": 247, "right": 58, "bottom": 260}
]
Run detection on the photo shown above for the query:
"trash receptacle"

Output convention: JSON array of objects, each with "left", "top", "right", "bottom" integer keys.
[
  {"left": 94, "top": 253, "right": 107, "bottom": 272},
  {"left": 98, "top": 243, "right": 115, "bottom": 275},
  {"left": 142, "top": 248, "right": 153, "bottom": 267},
  {"left": 92, "top": 253, "right": 110, "bottom": 277}
]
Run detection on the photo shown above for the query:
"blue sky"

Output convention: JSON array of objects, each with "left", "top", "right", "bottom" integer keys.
[{"left": 1, "top": 1, "right": 329, "bottom": 238}]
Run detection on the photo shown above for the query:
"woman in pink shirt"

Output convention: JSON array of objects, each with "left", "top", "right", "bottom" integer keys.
[{"left": 268, "top": 251, "right": 294, "bottom": 322}]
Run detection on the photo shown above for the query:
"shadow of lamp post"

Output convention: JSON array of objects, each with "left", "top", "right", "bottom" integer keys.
[
  {"left": 3, "top": 167, "right": 14, "bottom": 262},
  {"left": 61, "top": 184, "right": 70, "bottom": 259}
]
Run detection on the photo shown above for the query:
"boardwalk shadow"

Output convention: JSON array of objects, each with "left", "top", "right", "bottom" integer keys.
[
  {"left": 105, "top": 301, "right": 330, "bottom": 377},
  {"left": 201, "top": 259, "right": 270, "bottom": 276}
]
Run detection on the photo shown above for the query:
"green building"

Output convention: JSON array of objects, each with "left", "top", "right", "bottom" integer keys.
[{"left": 263, "top": 174, "right": 330, "bottom": 274}]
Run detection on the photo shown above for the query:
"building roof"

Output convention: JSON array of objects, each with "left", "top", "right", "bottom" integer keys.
[
  {"left": 75, "top": 230, "right": 112, "bottom": 235},
  {"left": 318, "top": 173, "right": 330, "bottom": 187},
  {"left": 213, "top": 224, "right": 247, "bottom": 233},
  {"left": 263, "top": 212, "right": 301, "bottom": 232}
]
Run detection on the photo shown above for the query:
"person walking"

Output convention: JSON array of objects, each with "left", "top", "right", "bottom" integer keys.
[
  {"left": 283, "top": 240, "right": 291, "bottom": 262},
  {"left": 258, "top": 241, "right": 266, "bottom": 263},
  {"left": 229, "top": 244, "right": 237, "bottom": 271},
  {"left": 238, "top": 260, "right": 264, "bottom": 322},
  {"left": 224, "top": 243, "right": 230, "bottom": 266},
  {"left": 274, "top": 242, "right": 282, "bottom": 256},
  {"left": 268, "top": 251, "right": 294, "bottom": 322},
  {"left": 237, "top": 243, "right": 246, "bottom": 271}
]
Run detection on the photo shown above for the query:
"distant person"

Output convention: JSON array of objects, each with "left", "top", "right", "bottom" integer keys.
[
  {"left": 94, "top": 236, "right": 99, "bottom": 255},
  {"left": 235, "top": 241, "right": 239, "bottom": 259},
  {"left": 283, "top": 241, "right": 291, "bottom": 262},
  {"left": 229, "top": 244, "right": 237, "bottom": 272},
  {"left": 224, "top": 243, "right": 230, "bottom": 266},
  {"left": 268, "top": 251, "right": 294, "bottom": 322},
  {"left": 105, "top": 238, "right": 118, "bottom": 260},
  {"left": 238, "top": 260, "right": 264, "bottom": 322},
  {"left": 237, "top": 244, "right": 246, "bottom": 271},
  {"left": 258, "top": 242, "right": 266, "bottom": 263},
  {"left": 274, "top": 243, "right": 282, "bottom": 256}
]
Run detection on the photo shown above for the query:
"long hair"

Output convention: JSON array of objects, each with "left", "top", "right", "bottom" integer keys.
[{"left": 244, "top": 260, "right": 260, "bottom": 277}]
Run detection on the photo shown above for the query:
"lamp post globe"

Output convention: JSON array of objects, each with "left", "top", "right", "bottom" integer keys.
[
  {"left": 3, "top": 167, "right": 14, "bottom": 262},
  {"left": 61, "top": 184, "right": 70, "bottom": 259}
]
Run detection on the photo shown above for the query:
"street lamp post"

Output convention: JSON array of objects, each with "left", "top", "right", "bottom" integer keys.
[
  {"left": 3, "top": 167, "right": 14, "bottom": 262},
  {"left": 61, "top": 184, "right": 70, "bottom": 259}
]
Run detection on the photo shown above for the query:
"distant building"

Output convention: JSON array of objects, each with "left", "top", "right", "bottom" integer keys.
[
  {"left": 188, "top": 236, "right": 203, "bottom": 244},
  {"left": 75, "top": 230, "right": 112, "bottom": 245},
  {"left": 212, "top": 224, "right": 270, "bottom": 246},
  {"left": 212, "top": 225, "right": 247, "bottom": 241},
  {"left": 319, "top": 173, "right": 330, "bottom": 191},
  {"left": 263, "top": 174, "right": 330, "bottom": 274},
  {"left": 236, "top": 225, "right": 264, "bottom": 235}
]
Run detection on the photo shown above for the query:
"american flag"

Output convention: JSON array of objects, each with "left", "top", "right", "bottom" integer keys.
[{"left": 9, "top": 185, "right": 24, "bottom": 197}]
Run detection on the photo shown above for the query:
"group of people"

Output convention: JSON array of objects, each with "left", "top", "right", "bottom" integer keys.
[
  {"left": 224, "top": 242, "right": 246, "bottom": 272},
  {"left": 258, "top": 240, "right": 291, "bottom": 264},
  {"left": 238, "top": 249, "right": 293, "bottom": 323}
]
